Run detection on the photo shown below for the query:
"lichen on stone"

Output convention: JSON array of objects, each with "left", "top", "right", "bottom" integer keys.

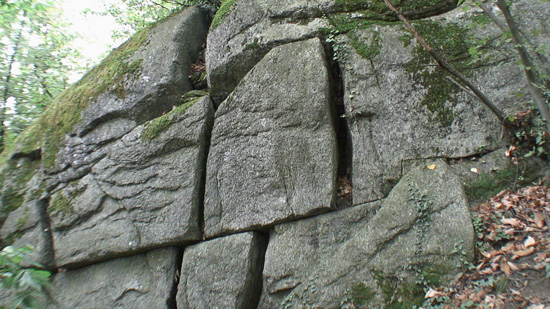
[{"left": 0, "top": 159, "right": 41, "bottom": 214}]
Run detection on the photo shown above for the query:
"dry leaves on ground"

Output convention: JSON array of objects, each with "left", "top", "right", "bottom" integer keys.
[{"left": 423, "top": 186, "right": 550, "bottom": 308}]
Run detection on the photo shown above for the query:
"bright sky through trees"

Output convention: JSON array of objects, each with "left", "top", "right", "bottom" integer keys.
[{"left": 61, "top": 0, "right": 125, "bottom": 80}]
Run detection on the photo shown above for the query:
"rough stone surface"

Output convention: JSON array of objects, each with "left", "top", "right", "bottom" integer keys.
[
  {"left": 177, "top": 232, "right": 266, "bottom": 308},
  {"left": 50, "top": 247, "right": 178, "bottom": 308},
  {"left": 260, "top": 162, "right": 474, "bottom": 308},
  {"left": 0, "top": 199, "right": 53, "bottom": 267},
  {"left": 204, "top": 38, "right": 337, "bottom": 238},
  {"left": 54, "top": 6, "right": 209, "bottom": 182},
  {"left": 206, "top": 0, "right": 458, "bottom": 104},
  {"left": 51, "top": 96, "right": 213, "bottom": 267},
  {"left": 336, "top": 15, "right": 532, "bottom": 204}
]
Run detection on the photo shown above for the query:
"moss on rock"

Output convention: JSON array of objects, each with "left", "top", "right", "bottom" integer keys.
[
  {"left": 211, "top": 0, "right": 239, "bottom": 30},
  {"left": 5, "top": 26, "right": 151, "bottom": 169},
  {"left": 0, "top": 159, "right": 41, "bottom": 214},
  {"left": 405, "top": 21, "right": 472, "bottom": 128},
  {"left": 141, "top": 96, "right": 203, "bottom": 141}
]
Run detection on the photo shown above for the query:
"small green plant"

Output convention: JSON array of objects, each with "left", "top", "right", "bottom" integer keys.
[{"left": 0, "top": 245, "right": 51, "bottom": 308}]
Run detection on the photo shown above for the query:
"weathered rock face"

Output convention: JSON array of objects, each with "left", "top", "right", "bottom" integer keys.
[
  {"left": 260, "top": 163, "right": 474, "bottom": 308},
  {"left": 51, "top": 247, "right": 179, "bottom": 308},
  {"left": 54, "top": 6, "right": 210, "bottom": 183},
  {"left": 204, "top": 38, "right": 337, "bottom": 238},
  {"left": 336, "top": 20, "right": 520, "bottom": 204},
  {"left": 206, "top": 0, "right": 459, "bottom": 104},
  {"left": 1, "top": 0, "right": 549, "bottom": 307},
  {"left": 51, "top": 96, "right": 213, "bottom": 267},
  {"left": 177, "top": 232, "right": 266, "bottom": 308}
]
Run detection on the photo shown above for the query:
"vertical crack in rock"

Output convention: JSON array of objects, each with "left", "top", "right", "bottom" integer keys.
[
  {"left": 198, "top": 99, "right": 215, "bottom": 237},
  {"left": 322, "top": 40, "right": 353, "bottom": 209},
  {"left": 36, "top": 196, "right": 56, "bottom": 270},
  {"left": 167, "top": 246, "right": 185, "bottom": 309},
  {"left": 245, "top": 232, "right": 269, "bottom": 309}
]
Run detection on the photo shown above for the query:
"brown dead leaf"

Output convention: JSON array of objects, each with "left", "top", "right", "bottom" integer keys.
[
  {"left": 425, "top": 288, "right": 446, "bottom": 299},
  {"left": 524, "top": 236, "right": 537, "bottom": 248},
  {"left": 501, "top": 243, "right": 516, "bottom": 253},
  {"left": 512, "top": 247, "right": 535, "bottom": 258},
  {"left": 508, "top": 261, "right": 519, "bottom": 272},
  {"left": 501, "top": 217, "right": 521, "bottom": 226},
  {"left": 534, "top": 212, "right": 545, "bottom": 228},
  {"left": 500, "top": 260, "right": 511, "bottom": 276}
]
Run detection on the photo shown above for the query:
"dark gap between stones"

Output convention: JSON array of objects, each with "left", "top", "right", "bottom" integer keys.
[
  {"left": 322, "top": 39, "right": 353, "bottom": 209},
  {"left": 167, "top": 246, "right": 185, "bottom": 309}
]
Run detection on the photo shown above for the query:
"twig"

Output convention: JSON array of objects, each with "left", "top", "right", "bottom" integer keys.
[
  {"left": 382, "top": 0, "right": 508, "bottom": 125},
  {"left": 496, "top": 0, "right": 550, "bottom": 133}
]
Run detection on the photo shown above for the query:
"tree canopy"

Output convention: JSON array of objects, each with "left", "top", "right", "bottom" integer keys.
[{"left": 0, "top": 0, "right": 83, "bottom": 153}]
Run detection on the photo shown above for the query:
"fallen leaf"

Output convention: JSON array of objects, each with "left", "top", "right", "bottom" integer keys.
[
  {"left": 500, "top": 260, "right": 511, "bottom": 276},
  {"left": 524, "top": 236, "right": 537, "bottom": 248},
  {"left": 425, "top": 288, "right": 445, "bottom": 299},
  {"left": 501, "top": 243, "right": 516, "bottom": 253},
  {"left": 513, "top": 247, "right": 535, "bottom": 258},
  {"left": 507, "top": 261, "right": 519, "bottom": 271},
  {"left": 534, "top": 213, "right": 545, "bottom": 228},
  {"left": 427, "top": 164, "right": 437, "bottom": 170}
]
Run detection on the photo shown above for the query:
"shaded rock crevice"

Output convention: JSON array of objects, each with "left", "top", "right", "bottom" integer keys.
[{"left": 322, "top": 39, "right": 354, "bottom": 209}]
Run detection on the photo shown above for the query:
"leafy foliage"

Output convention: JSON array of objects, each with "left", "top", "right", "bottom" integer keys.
[
  {"left": 0, "top": 245, "right": 51, "bottom": 308},
  {"left": 87, "top": 0, "right": 221, "bottom": 39},
  {"left": 0, "top": 0, "right": 85, "bottom": 154}
]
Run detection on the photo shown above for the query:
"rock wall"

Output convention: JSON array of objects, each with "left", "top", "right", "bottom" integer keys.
[{"left": 1, "top": 1, "right": 548, "bottom": 307}]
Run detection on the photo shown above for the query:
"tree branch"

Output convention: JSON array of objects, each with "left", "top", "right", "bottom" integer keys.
[
  {"left": 382, "top": 0, "right": 507, "bottom": 125},
  {"left": 495, "top": 0, "right": 550, "bottom": 133}
]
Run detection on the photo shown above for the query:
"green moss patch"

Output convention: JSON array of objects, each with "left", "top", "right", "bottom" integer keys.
[
  {"left": 406, "top": 21, "right": 472, "bottom": 128},
  {"left": 211, "top": 0, "right": 239, "bottom": 30},
  {"left": 464, "top": 164, "right": 540, "bottom": 204},
  {"left": 333, "top": 0, "right": 455, "bottom": 19},
  {"left": 49, "top": 193, "right": 74, "bottom": 215},
  {"left": 5, "top": 26, "right": 151, "bottom": 169},
  {"left": 375, "top": 265, "right": 446, "bottom": 308},
  {"left": 0, "top": 159, "right": 40, "bottom": 214},
  {"left": 141, "top": 96, "right": 203, "bottom": 141}
]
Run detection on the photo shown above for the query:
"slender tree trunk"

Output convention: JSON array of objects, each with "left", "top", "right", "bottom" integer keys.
[
  {"left": 0, "top": 13, "right": 27, "bottom": 153},
  {"left": 495, "top": 0, "right": 550, "bottom": 133}
]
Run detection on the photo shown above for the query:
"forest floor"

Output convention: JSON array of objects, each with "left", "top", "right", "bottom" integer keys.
[{"left": 423, "top": 185, "right": 550, "bottom": 308}]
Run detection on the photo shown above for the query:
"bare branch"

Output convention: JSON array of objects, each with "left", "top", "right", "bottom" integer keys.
[
  {"left": 382, "top": 0, "right": 508, "bottom": 125},
  {"left": 496, "top": 0, "right": 550, "bottom": 133}
]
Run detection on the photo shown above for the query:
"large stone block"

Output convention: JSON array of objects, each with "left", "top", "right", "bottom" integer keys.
[
  {"left": 206, "top": 0, "right": 458, "bottom": 104},
  {"left": 54, "top": 6, "right": 209, "bottom": 182},
  {"left": 336, "top": 9, "right": 542, "bottom": 204},
  {"left": 260, "top": 162, "right": 474, "bottom": 308},
  {"left": 204, "top": 38, "right": 337, "bottom": 237},
  {"left": 51, "top": 96, "right": 213, "bottom": 267},
  {"left": 50, "top": 247, "right": 179, "bottom": 308},
  {"left": 177, "top": 232, "right": 266, "bottom": 308}
]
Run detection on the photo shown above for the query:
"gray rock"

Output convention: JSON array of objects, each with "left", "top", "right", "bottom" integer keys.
[
  {"left": 50, "top": 247, "right": 178, "bottom": 309},
  {"left": 206, "top": 0, "right": 458, "bottom": 104},
  {"left": 54, "top": 6, "right": 209, "bottom": 179},
  {"left": 177, "top": 232, "right": 266, "bottom": 308},
  {"left": 204, "top": 38, "right": 337, "bottom": 238},
  {"left": 260, "top": 162, "right": 474, "bottom": 308},
  {"left": 0, "top": 199, "right": 53, "bottom": 268},
  {"left": 336, "top": 12, "right": 534, "bottom": 204},
  {"left": 51, "top": 96, "right": 214, "bottom": 268}
]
